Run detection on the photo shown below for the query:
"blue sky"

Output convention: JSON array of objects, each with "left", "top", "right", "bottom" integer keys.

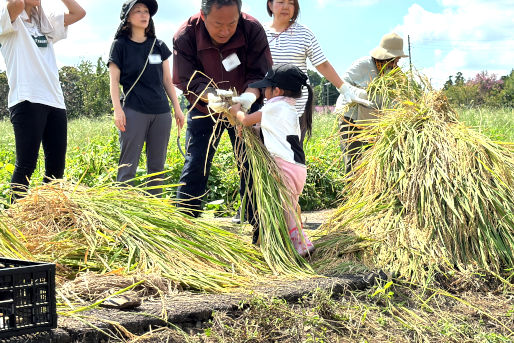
[{"left": 4, "top": 0, "right": 513, "bottom": 88}]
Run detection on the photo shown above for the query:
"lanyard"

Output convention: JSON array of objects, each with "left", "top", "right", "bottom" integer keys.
[{"left": 268, "top": 23, "right": 294, "bottom": 45}]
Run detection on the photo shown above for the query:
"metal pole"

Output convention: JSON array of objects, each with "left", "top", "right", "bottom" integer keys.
[
  {"left": 408, "top": 35, "right": 412, "bottom": 74},
  {"left": 325, "top": 82, "right": 331, "bottom": 111}
]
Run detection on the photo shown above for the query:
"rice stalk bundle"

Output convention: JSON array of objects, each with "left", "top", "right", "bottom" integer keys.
[
  {"left": 0, "top": 213, "right": 30, "bottom": 259},
  {"left": 241, "top": 129, "right": 314, "bottom": 276},
  {"left": 316, "top": 71, "right": 514, "bottom": 285},
  {"left": 193, "top": 81, "right": 314, "bottom": 276},
  {"left": 6, "top": 180, "right": 272, "bottom": 292}
]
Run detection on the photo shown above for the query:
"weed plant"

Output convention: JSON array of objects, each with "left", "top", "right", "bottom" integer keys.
[{"left": 120, "top": 285, "right": 514, "bottom": 342}]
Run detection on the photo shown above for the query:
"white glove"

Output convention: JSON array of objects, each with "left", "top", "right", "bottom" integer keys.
[
  {"left": 215, "top": 89, "right": 234, "bottom": 97},
  {"left": 232, "top": 92, "right": 257, "bottom": 112},
  {"left": 338, "top": 83, "right": 374, "bottom": 107},
  {"left": 207, "top": 93, "right": 226, "bottom": 113}
]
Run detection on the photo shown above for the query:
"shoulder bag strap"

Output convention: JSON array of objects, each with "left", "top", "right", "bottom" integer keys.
[{"left": 122, "top": 37, "right": 157, "bottom": 102}]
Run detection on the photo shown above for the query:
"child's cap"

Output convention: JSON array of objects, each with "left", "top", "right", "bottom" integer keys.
[{"left": 249, "top": 63, "right": 308, "bottom": 93}]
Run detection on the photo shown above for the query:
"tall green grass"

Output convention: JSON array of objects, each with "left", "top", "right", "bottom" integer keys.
[
  {"left": 459, "top": 107, "right": 514, "bottom": 142},
  {"left": 0, "top": 107, "right": 512, "bottom": 210}
]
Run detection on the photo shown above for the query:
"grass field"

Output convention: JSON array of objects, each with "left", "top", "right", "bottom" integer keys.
[
  {"left": 459, "top": 107, "right": 514, "bottom": 142},
  {"left": 0, "top": 106, "right": 511, "bottom": 209},
  {"left": 0, "top": 111, "right": 347, "bottom": 210}
]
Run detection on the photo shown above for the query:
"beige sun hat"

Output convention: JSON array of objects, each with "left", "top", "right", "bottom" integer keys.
[{"left": 370, "top": 33, "right": 408, "bottom": 60}]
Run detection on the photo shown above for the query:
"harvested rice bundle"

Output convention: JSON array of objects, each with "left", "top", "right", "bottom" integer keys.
[
  {"left": 206, "top": 89, "right": 313, "bottom": 276},
  {"left": 316, "top": 72, "right": 514, "bottom": 285},
  {"left": 0, "top": 213, "right": 29, "bottom": 259},
  {"left": 6, "top": 181, "right": 272, "bottom": 292},
  {"left": 241, "top": 129, "right": 314, "bottom": 276},
  {"left": 184, "top": 70, "right": 314, "bottom": 275}
]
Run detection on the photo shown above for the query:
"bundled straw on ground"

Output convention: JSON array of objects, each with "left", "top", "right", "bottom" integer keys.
[
  {"left": 5, "top": 181, "right": 272, "bottom": 292},
  {"left": 241, "top": 129, "right": 314, "bottom": 276},
  {"left": 315, "top": 71, "right": 514, "bottom": 286}
]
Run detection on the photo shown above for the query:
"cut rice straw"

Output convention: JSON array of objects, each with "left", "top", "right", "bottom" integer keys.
[
  {"left": 316, "top": 69, "right": 514, "bottom": 286},
  {"left": 6, "top": 180, "right": 273, "bottom": 292},
  {"left": 183, "top": 71, "right": 315, "bottom": 276}
]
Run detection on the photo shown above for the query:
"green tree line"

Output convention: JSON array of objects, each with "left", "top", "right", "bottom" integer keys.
[
  {"left": 0, "top": 58, "right": 510, "bottom": 118},
  {"left": 443, "top": 70, "right": 514, "bottom": 108},
  {"left": 0, "top": 60, "right": 337, "bottom": 119},
  {"left": 0, "top": 57, "right": 111, "bottom": 119}
]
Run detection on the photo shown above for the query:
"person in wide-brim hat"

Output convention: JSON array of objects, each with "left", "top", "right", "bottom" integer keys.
[
  {"left": 114, "top": 0, "right": 158, "bottom": 39},
  {"left": 370, "top": 32, "right": 408, "bottom": 73},
  {"left": 370, "top": 32, "right": 408, "bottom": 60},
  {"left": 334, "top": 32, "right": 409, "bottom": 175}
]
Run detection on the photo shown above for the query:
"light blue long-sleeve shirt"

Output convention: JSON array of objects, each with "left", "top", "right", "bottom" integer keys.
[{"left": 335, "top": 56, "right": 379, "bottom": 120}]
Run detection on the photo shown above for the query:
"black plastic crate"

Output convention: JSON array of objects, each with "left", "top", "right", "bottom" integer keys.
[{"left": 0, "top": 257, "right": 56, "bottom": 339}]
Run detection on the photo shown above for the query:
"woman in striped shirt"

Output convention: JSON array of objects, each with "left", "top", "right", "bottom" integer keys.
[{"left": 265, "top": 0, "right": 371, "bottom": 142}]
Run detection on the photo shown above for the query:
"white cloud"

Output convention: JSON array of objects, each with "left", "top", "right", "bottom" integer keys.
[
  {"left": 394, "top": 1, "right": 514, "bottom": 88},
  {"left": 54, "top": 19, "right": 116, "bottom": 65},
  {"left": 317, "top": 0, "right": 380, "bottom": 8}
]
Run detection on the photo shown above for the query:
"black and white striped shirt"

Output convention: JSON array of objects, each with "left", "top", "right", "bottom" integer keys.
[{"left": 265, "top": 22, "right": 327, "bottom": 116}]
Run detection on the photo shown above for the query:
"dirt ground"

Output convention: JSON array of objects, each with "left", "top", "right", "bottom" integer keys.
[
  {"left": 301, "top": 208, "right": 336, "bottom": 230},
  {"left": 211, "top": 208, "right": 336, "bottom": 232}
]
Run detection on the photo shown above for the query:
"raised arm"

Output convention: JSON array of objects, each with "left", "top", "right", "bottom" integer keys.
[
  {"left": 61, "top": 0, "right": 86, "bottom": 27},
  {"left": 7, "top": 0, "right": 24, "bottom": 22}
]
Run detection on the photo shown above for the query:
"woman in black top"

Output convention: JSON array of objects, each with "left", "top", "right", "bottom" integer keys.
[{"left": 108, "top": 0, "right": 184, "bottom": 196}]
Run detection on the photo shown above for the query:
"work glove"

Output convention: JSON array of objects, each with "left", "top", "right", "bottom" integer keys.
[
  {"left": 338, "top": 83, "right": 374, "bottom": 107},
  {"left": 207, "top": 93, "right": 227, "bottom": 113},
  {"left": 232, "top": 92, "right": 257, "bottom": 112}
]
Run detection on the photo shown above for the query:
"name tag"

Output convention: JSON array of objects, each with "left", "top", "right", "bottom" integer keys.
[
  {"left": 148, "top": 54, "right": 162, "bottom": 64},
  {"left": 32, "top": 34, "right": 48, "bottom": 48},
  {"left": 222, "top": 53, "right": 241, "bottom": 72}
]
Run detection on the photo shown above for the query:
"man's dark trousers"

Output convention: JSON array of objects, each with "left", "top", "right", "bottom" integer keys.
[{"left": 176, "top": 106, "right": 258, "bottom": 226}]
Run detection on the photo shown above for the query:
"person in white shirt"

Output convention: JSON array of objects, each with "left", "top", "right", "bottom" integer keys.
[
  {"left": 265, "top": 0, "right": 371, "bottom": 143},
  {"left": 0, "top": 0, "right": 85, "bottom": 201},
  {"left": 335, "top": 32, "right": 408, "bottom": 174},
  {"left": 228, "top": 63, "right": 314, "bottom": 257}
]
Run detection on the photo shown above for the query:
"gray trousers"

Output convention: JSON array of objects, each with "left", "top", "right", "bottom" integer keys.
[{"left": 117, "top": 106, "right": 172, "bottom": 196}]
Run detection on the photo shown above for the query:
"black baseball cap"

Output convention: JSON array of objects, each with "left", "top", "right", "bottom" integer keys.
[
  {"left": 120, "top": 0, "right": 158, "bottom": 20},
  {"left": 249, "top": 64, "right": 308, "bottom": 93}
]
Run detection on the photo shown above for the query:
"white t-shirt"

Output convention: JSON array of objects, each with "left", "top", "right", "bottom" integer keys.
[
  {"left": 264, "top": 22, "right": 327, "bottom": 116},
  {"left": 0, "top": 4, "right": 67, "bottom": 109},
  {"left": 260, "top": 97, "right": 305, "bottom": 167}
]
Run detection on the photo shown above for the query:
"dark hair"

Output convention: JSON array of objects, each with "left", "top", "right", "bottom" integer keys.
[
  {"left": 118, "top": 19, "right": 156, "bottom": 38},
  {"left": 201, "top": 0, "right": 242, "bottom": 15},
  {"left": 275, "top": 84, "right": 313, "bottom": 140},
  {"left": 267, "top": 0, "right": 300, "bottom": 23}
]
